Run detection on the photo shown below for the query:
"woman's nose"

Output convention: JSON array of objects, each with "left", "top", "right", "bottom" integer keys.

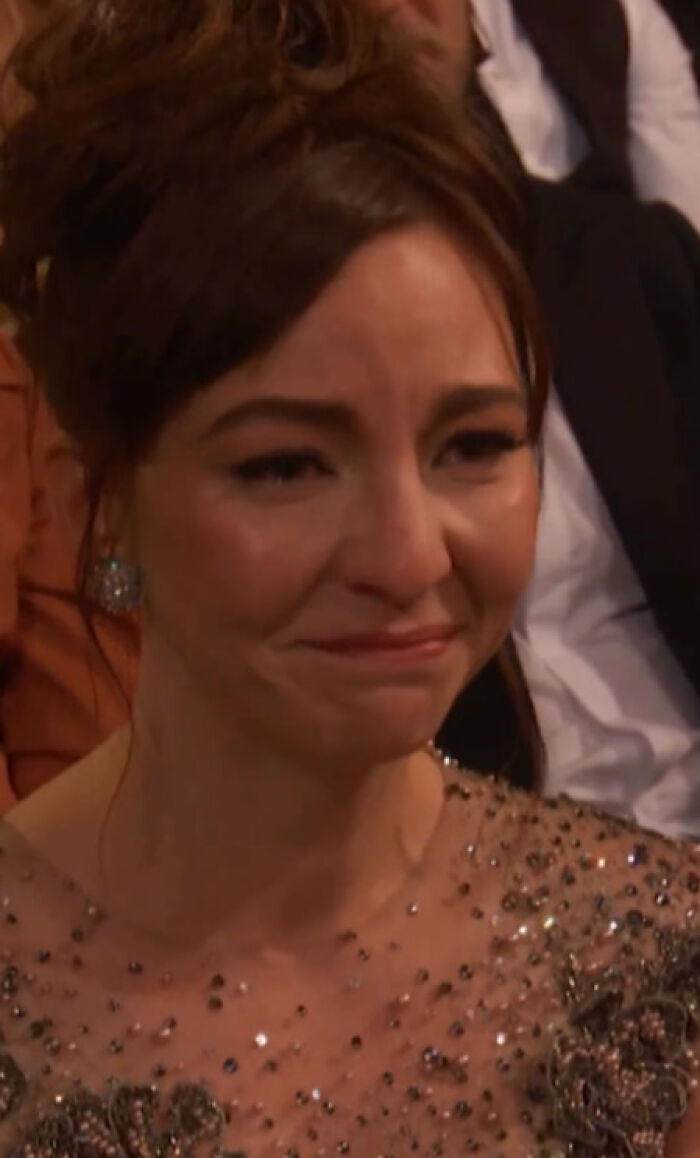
[{"left": 340, "top": 472, "right": 453, "bottom": 609}]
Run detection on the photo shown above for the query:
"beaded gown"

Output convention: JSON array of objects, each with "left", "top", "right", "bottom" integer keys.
[{"left": 0, "top": 757, "right": 699, "bottom": 1158}]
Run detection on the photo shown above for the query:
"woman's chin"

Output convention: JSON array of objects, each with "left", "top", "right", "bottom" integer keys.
[{"left": 311, "top": 699, "right": 454, "bottom": 766}]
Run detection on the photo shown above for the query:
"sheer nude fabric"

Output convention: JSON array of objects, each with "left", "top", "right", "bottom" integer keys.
[{"left": 1, "top": 759, "right": 699, "bottom": 1157}]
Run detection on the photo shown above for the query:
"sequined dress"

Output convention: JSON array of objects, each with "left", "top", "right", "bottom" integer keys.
[{"left": 1, "top": 761, "right": 699, "bottom": 1158}]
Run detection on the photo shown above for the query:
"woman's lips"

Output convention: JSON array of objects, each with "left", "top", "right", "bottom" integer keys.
[{"left": 303, "top": 625, "right": 461, "bottom": 656}]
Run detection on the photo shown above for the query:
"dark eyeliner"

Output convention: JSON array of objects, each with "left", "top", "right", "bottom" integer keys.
[
  {"left": 437, "top": 429, "right": 526, "bottom": 463},
  {"left": 231, "top": 450, "right": 332, "bottom": 483}
]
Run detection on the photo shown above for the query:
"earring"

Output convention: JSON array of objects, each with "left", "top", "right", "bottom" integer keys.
[{"left": 89, "top": 556, "right": 142, "bottom": 615}]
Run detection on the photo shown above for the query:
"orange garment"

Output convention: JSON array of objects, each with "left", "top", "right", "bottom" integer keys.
[{"left": 0, "top": 332, "right": 138, "bottom": 806}]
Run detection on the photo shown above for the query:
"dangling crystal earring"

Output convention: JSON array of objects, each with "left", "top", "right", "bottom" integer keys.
[{"left": 88, "top": 556, "right": 142, "bottom": 615}]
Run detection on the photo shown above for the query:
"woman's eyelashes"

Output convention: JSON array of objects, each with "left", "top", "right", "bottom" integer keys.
[
  {"left": 230, "top": 449, "right": 334, "bottom": 486},
  {"left": 227, "top": 426, "right": 526, "bottom": 490},
  {"left": 434, "top": 427, "right": 527, "bottom": 470}
]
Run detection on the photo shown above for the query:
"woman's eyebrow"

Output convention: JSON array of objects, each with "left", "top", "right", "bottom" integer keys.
[
  {"left": 198, "top": 396, "right": 361, "bottom": 443},
  {"left": 420, "top": 383, "right": 525, "bottom": 436}
]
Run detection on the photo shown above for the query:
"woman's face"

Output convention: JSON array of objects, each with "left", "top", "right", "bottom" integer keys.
[{"left": 124, "top": 224, "right": 538, "bottom": 764}]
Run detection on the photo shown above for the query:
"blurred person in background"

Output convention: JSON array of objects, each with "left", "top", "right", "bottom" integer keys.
[
  {"left": 438, "top": 0, "right": 700, "bottom": 838},
  {"left": 0, "top": 0, "right": 137, "bottom": 805},
  {"left": 0, "top": 0, "right": 33, "bottom": 65}
]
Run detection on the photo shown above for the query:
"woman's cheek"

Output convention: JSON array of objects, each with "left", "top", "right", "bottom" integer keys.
[{"left": 453, "top": 472, "right": 538, "bottom": 602}]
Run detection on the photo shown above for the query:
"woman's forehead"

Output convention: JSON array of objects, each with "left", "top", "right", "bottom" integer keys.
[
  {"left": 242, "top": 228, "right": 517, "bottom": 384},
  {"left": 150, "top": 226, "right": 522, "bottom": 450}
]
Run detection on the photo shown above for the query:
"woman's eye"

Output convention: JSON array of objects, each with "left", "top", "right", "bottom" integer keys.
[
  {"left": 231, "top": 451, "right": 332, "bottom": 485},
  {"left": 435, "top": 429, "right": 526, "bottom": 469}
]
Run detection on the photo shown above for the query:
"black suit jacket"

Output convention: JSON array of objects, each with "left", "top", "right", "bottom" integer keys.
[
  {"left": 532, "top": 180, "right": 700, "bottom": 687},
  {"left": 508, "top": 0, "right": 700, "bottom": 116}
]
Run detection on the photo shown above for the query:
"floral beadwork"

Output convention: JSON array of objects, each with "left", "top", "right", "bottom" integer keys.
[
  {"left": 547, "top": 931, "right": 700, "bottom": 1157},
  {"left": 4, "top": 1080, "right": 226, "bottom": 1158},
  {"left": 0, "top": 1054, "right": 26, "bottom": 1125}
]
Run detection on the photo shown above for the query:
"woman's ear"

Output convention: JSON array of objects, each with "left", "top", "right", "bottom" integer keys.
[
  {"left": 43, "top": 430, "right": 93, "bottom": 554},
  {"left": 99, "top": 482, "right": 138, "bottom": 563},
  {"left": 43, "top": 429, "right": 135, "bottom": 562}
]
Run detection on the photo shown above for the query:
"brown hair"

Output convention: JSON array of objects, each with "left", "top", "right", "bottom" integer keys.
[
  {"left": 0, "top": 0, "right": 546, "bottom": 464},
  {"left": 0, "top": 0, "right": 548, "bottom": 781}
]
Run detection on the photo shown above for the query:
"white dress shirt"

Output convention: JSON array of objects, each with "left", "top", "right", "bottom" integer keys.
[{"left": 472, "top": 0, "right": 700, "bottom": 836}]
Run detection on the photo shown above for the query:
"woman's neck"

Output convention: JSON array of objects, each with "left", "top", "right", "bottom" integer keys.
[{"left": 96, "top": 664, "right": 446, "bottom": 949}]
